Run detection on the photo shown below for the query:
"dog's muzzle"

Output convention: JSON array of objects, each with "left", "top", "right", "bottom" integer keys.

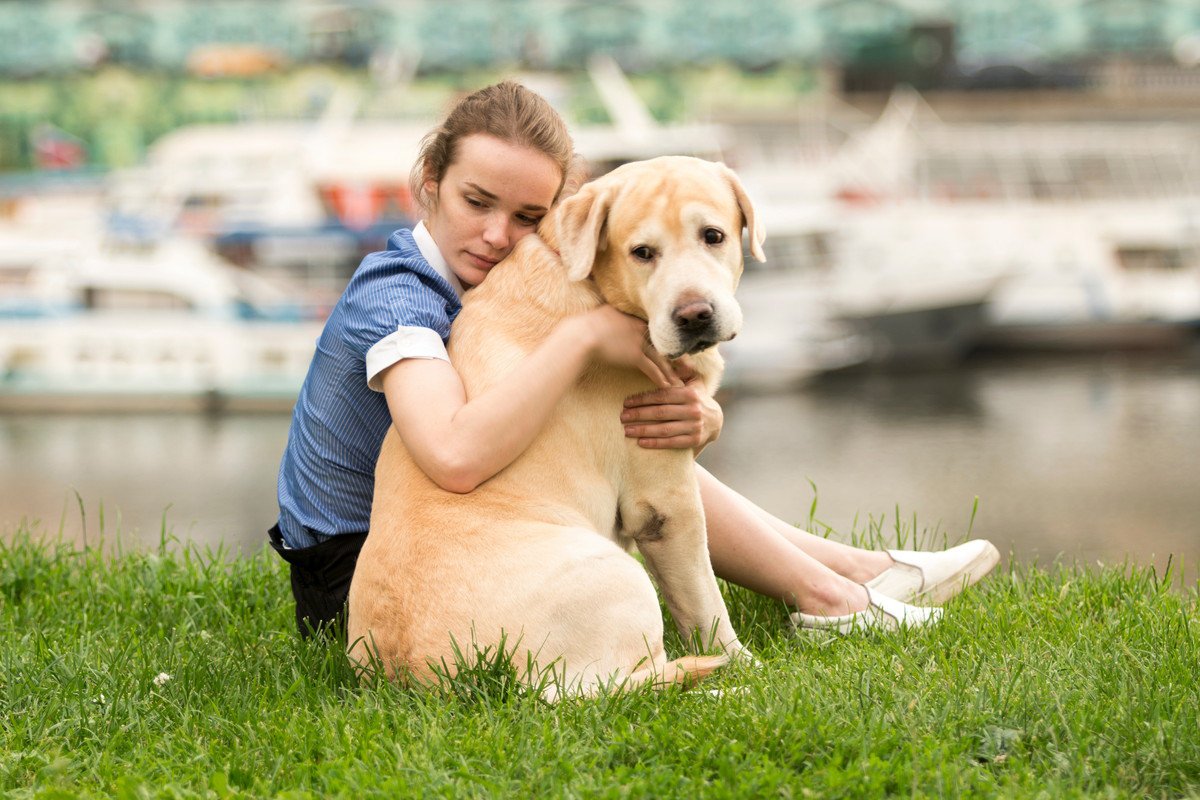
[{"left": 672, "top": 299, "right": 735, "bottom": 356}]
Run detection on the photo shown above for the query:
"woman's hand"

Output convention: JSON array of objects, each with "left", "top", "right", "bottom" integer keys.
[
  {"left": 620, "top": 366, "right": 724, "bottom": 453},
  {"left": 577, "top": 306, "right": 679, "bottom": 389}
]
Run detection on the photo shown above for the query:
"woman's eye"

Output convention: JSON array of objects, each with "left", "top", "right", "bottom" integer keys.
[
  {"left": 517, "top": 214, "right": 540, "bottom": 227},
  {"left": 465, "top": 196, "right": 486, "bottom": 208},
  {"left": 703, "top": 227, "right": 725, "bottom": 245},
  {"left": 631, "top": 245, "right": 655, "bottom": 262}
]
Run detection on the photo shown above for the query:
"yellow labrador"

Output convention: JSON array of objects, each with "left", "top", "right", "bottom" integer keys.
[{"left": 347, "top": 156, "right": 766, "bottom": 696}]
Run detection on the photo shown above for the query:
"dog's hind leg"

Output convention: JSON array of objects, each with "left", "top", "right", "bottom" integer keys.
[{"left": 514, "top": 529, "right": 731, "bottom": 697}]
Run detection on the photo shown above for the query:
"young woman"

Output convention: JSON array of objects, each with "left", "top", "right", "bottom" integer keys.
[{"left": 269, "top": 81, "right": 997, "bottom": 638}]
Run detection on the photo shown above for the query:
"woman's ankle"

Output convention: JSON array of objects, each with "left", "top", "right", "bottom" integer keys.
[
  {"left": 844, "top": 550, "right": 894, "bottom": 584},
  {"left": 792, "top": 579, "right": 869, "bottom": 617}
]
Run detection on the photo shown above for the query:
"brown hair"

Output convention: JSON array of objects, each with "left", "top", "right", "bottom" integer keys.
[{"left": 410, "top": 80, "right": 583, "bottom": 214}]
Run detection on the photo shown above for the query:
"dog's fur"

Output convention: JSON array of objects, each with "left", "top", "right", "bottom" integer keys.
[{"left": 347, "top": 157, "right": 766, "bottom": 696}]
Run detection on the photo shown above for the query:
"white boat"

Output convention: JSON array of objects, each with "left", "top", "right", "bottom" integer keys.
[
  {"left": 979, "top": 199, "right": 1200, "bottom": 349},
  {"left": 0, "top": 232, "right": 323, "bottom": 411},
  {"left": 730, "top": 161, "right": 1006, "bottom": 376},
  {"left": 720, "top": 269, "right": 870, "bottom": 391},
  {"left": 904, "top": 105, "right": 1200, "bottom": 347},
  {"left": 817, "top": 202, "right": 1008, "bottom": 364},
  {"left": 102, "top": 118, "right": 429, "bottom": 304},
  {"left": 736, "top": 88, "right": 1200, "bottom": 355}
]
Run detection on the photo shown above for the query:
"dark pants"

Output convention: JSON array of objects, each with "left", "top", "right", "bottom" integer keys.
[{"left": 268, "top": 524, "right": 368, "bottom": 640}]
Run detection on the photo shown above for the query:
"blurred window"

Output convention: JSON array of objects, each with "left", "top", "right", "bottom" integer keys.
[
  {"left": 82, "top": 287, "right": 194, "bottom": 311},
  {"left": 1115, "top": 247, "right": 1189, "bottom": 272},
  {"left": 0, "top": 266, "right": 33, "bottom": 288}
]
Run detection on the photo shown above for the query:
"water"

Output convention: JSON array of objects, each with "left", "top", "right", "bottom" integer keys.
[
  {"left": 704, "top": 351, "right": 1200, "bottom": 580},
  {"left": 3, "top": 351, "right": 1198, "bottom": 583}
]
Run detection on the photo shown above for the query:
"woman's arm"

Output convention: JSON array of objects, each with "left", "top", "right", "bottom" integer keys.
[{"left": 380, "top": 306, "right": 678, "bottom": 493}]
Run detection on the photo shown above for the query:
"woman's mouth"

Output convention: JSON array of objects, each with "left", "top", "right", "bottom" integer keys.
[{"left": 467, "top": 253, "right": 500, "bottom": 271}]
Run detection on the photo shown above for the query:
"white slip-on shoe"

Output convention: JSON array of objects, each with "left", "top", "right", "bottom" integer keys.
[
  {"left": 790, "top": 586, "right": 943, "bottom": 634},
  {"left": 865, "top": 539, "right": 1001, "bottom": 606}
]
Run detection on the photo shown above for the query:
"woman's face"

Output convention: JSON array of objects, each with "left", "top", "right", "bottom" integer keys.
[{"left": 424, "top": 134, "right": 563, "bottom": 288}]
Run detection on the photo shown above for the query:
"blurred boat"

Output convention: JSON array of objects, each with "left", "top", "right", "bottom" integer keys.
[
  {"left": 979, "top": 199, "right": 1200, "bottom": 349},
  {"left": 0, "top": 58, "right": 737, "bottom": 405},
  {"left": 102, "top": 117, "right": 427, "bottom": 304},
  {"left": 0, "top": 232, "right": 323, "bottom": 411},
  {"left": 720, "top": 270, "right": 870, "bottom": 391},
  {"left": 830, "top": 277, "right": 1000, "bottom": 365},
  {"left": 906, "top": 105, "right": 1200, "bottom": 348},
  {"left": 719, "top": 266, "right": 995, "bottom": 387},
  {"left": 818, "top": 201, "right": 1008, "bottom": 364},
  {"left": 737, "top": 88, "right": 1200, "bottom": 356},
  {"left": 94, "top": 56, "right": 729, "bottom": 302},
  {"left": 724, "top": 197, "right": 1003, "bottom": 381}
]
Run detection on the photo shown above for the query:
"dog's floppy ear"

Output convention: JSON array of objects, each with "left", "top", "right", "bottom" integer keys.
[
  {"left": 556, "top": 180, "right": 616, "bottom": 281},
  {"left": 720, "top": 164, "right": 766, "bottom": 263}
]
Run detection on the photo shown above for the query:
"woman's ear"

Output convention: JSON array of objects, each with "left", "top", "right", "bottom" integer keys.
[
  {"left": 555, "top": 181, "right": 615, "bottom": 281},
  {"left": 420, "top": 162, "right": 441, "bottom": 210}
]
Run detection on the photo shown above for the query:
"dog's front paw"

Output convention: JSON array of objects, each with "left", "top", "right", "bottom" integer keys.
[{"left": 725, "top": 640, "right": 761, "bottom": 669}]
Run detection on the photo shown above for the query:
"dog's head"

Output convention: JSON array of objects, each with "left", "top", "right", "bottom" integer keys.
[{"left": 553, "top": 157, "right": 766, "bottom": 360}]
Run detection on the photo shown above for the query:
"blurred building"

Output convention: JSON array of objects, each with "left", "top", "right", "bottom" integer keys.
[
  {"left": 0, "top": 0, "right": 1197, "bottom": 77},
  {"left": 2, "top": 1, "right": 1200, "bottom": 174}
]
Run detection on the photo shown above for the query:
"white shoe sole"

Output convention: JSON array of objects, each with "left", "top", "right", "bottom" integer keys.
[{"left": 790, "top": 586, "right": 943, "bottom": 634}]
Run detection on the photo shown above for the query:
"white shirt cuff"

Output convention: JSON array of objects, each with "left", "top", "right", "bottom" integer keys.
[{"left": 366, "top": 325, "right": 449, "bottom": 391}]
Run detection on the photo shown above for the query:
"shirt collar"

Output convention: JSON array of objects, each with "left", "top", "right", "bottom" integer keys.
[{"left": 413, "top": 220, "right": 465, "bottom": 299}]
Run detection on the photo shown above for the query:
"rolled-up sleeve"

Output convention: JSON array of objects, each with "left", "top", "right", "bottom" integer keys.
[
  {"left": 365, "top": 325, "right": 450, "bottom": 390},
  {"left": 339, "top": 255, "right": 457, "bottom": 393}
]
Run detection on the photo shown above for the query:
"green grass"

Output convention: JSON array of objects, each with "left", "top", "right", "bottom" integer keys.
[{"left": 1, "top": 519, "right": 1198, "bottom": 799}]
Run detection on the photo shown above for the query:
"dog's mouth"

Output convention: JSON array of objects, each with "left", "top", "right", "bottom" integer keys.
[{"left": 666, "top": 336, "right": 729, "bottom": 359}]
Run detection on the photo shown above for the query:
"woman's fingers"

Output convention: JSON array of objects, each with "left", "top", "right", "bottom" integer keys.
[
  {"left": 641, "top": 346, "right": 681, "bottom": 389},
  {"left": 623, "top": 420, "right": 697, "bottom": 439},
  {"left": 635, "top": 354, "right": 674, "bottom": 389},
  {"left": 620, "top": 403, "right": 696, "bottom": 423},
  {"left": 629, "top": 432, "right": 703, "bottom": 449},
  {"left": 624, "top": 386, "right": 696, "bottom": 408}
]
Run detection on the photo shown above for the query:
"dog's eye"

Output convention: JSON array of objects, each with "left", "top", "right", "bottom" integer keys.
[
  {"left": 631, "top": 245, "right": 655, "bottom": 262},
  {"left": 703, "top": 228, "right": 725, "bottom": 245}
]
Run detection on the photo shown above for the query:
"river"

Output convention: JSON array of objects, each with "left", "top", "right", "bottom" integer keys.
[{"left": 3, "top": 350, "right": 1198, "bottom": 585}]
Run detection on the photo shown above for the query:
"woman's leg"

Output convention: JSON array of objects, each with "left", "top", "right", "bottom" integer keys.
[
  {"left": 731, "top": 485, "right": 893, "bottom": 583},
  {"left": 697, "top": 465, "right": 875, "bottom": 616},
  {"left": 698, "top": 464, "right": 892, "bottom": 582}
]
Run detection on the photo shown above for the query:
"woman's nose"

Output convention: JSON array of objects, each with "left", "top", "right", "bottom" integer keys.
[{"left": 482, "top": 214, "right": 510, "bottom": 251}]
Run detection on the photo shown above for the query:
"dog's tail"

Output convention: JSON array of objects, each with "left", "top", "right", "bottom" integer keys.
[{"left": 624, "top": 653, "right": 730, "bottom": 691}]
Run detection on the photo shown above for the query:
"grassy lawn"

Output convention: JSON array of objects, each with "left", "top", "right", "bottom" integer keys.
[{"left": 1, "top": 522, "right": 1198, "bottom": 799}]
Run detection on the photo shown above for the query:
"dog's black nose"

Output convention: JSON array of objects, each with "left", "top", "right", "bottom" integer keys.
[{"left": 673, "top": 301, "right": 714, "bottom": 332}]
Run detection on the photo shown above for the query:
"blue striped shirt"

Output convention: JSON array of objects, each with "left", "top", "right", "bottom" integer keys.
[{"left": 275, "top": 225, "right": 463, "bottom": 549}]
